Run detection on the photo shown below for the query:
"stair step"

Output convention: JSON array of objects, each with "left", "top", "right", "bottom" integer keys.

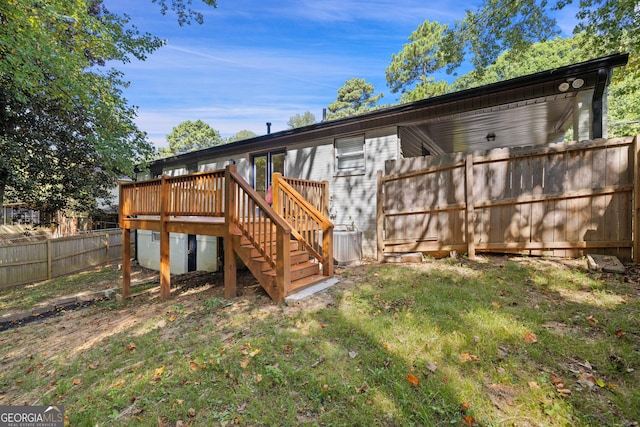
[
  {"left": 289, "top": 274, "right": 329, "bottom": 293},
  {"left": 290, "top": 261, "right": 320, "bottom": 281}
]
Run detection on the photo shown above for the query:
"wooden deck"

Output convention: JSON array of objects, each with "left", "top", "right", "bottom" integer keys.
[{"left": 119, "top": 166, "right": 333, "bottom": 302}]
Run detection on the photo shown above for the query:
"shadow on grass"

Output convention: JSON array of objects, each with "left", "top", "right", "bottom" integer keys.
[{"left": 3, "top": 258, "right": 638, "bottom": 426}]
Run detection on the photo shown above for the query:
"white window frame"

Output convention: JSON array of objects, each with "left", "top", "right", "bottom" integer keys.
[{"left": 334, "top": 135, "right": 365, "bottom": 174}]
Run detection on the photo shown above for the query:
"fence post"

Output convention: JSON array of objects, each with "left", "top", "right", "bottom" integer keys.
[
  {"left": 465, "top": 154, "right": 476, "bottom": 259},
  {"left": 377, "top": 170, "right": 384, "bottom": 262},
  {"left": 47, "top": 239, "right": 52, "bottom": 280},
  {"left": 122, "top": 228, "right": 131, "bottom": 298},
  {"left": 634, "top": 135, "right": 640, "bottom": 263}
]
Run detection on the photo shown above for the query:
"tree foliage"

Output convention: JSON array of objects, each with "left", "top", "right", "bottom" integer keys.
[
  {"left": 0, "top": 0, "right": 165, "bottom": 214},
  {"left": 152, "top": 0, "right": 217, "bottom": 26},
  {"left": 327, "top": 78, "right": 383, "bottom": 120},
  {"left": 158, "top": 120, "right": 223, "bottom": 157},
  {"left": 387, "top": 0, "right": 639, "bottom": 101},
  {"left": 287, "top": 111, "right": 316, "bottom": 129},
  {"left": 0, "top": 0, "right": 219, "bottom": 215},
  {"left": 227, "top": 129, "right": 257, "bottom": 143}
]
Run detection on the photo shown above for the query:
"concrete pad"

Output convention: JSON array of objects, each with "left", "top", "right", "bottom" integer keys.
[
  {"left": 285, "top": 277, "right": 341, "bottom": 305},
  {"left": 586, "top": 254, "right": 625, "bottom": 273}
]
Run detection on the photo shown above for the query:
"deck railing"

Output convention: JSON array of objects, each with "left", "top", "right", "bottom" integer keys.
[
  {"left": 273, "top": 173, "right": 334, "bottom": 277},
  {"left": 120, "top": 171, "right": 226, "bottom": 218},
  {"left": 226, "top": 166, "right": 291, "bottom": 300},
  {"left": 280, "top": 176, "right": 329, "bottom": 217}
]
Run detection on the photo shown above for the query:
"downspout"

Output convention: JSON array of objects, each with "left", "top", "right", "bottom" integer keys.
[{"left": 592, "top": 68, "right": 610, "bottom": 139}]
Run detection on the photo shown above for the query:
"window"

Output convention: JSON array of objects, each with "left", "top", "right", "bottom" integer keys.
[
  {"left": 335, "top": 135, "right": 365, "bottom": 173},
  {"left": 252, "top": 151, "right": 285, "bottom": 198},
  {"left": 151, "top": 232, "right": 160, "bottom": 242}
]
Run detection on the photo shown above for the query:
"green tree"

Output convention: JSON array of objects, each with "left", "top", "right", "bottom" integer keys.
[
  {"left": 452, "top": 34, "right": 593, "bottom": 90},
  {"left": 386, "top": 20, "right": 451, "bottom": 101},
  {"left": 287, "top": 111, "right": 316, "bottom": 129},
  {"left": 327, "top": 78, "right": 383, "bottom": 120},
  {"left": 158, "top": 120, "right": 223, "bottom": 157},
  {"left": 0, "top": 0, "right": 220, "bottom": 214},
  {"left": 0, "top": 0, "right": 164, "bottom": 214},
  {"left": 227, "top": 129, "right": 257, "bottom": 143},
  {"left": 389, "top": 0, "right": 638, "bottom": 96}
]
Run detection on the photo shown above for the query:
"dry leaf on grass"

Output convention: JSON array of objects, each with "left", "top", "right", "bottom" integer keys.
[
  {"left": 524, "top": 332, "right": 537, "bottom": 343},
  {"left": 407, "top": 373, "right": 419, "bottom": 387},
  {"left": 459, "top": 352, "right": 480, "bottom": 363}
]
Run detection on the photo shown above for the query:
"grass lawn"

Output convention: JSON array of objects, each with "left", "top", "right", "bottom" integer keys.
[{"left": 0, "top": 255, "right": 638, "bottom": 426}]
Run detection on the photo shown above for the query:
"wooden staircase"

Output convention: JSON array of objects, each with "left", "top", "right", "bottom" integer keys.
[
  {"left": 120, "top": 165, "right": 333, "bottom": 303},
  {"left": 232, "top": 232, "right": 327, "bottom": 300}
]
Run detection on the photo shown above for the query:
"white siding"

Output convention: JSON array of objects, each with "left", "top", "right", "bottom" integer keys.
[
  {"left": 285, "top": 127, "right": 399, "bottom": 258},
  {"left": 137, "top": 230, "right": 188, "bottom": 274}
]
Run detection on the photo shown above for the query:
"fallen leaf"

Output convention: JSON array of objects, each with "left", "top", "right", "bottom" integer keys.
[
  {"left": 459, "top": 352, "right": 480, "bottom": 364},
  {"left": 188, "top": 408, "right": 196, "bottom": 417},
  {"left": 460, "top": 401, "right": 470, "bottom": 413},
  {"left": 615, "top": 329, "right": 625, "bottom": 339},
  {"left": 88, "top": 363, "right": 98, "bottom": 370},
  {"left": 176, "top": 399, "right": 184, "bottom": 405},
  {"left": 491, "top": 301, "right": 501, "bottom": 308},
  {"left": 586, "top": 315, "right": 598, "bottom": 325},
  {"left": 254, "top": 374, "right": 262, "bottom": 383},
  {"left": 168, "top": 315, "right": 177, "bottom": 322},
  {"left": 348, "top": 351, "right": 358, "bottom": 359},
  {"left": 596, "top": 378, "right": 606, "bottom": 388},
  {"left": 240, "top": 359, "right": 250, "bottom": 369},
  {"left": 528, "top": 381, "right": 540, "bottom": 389},
  {"left": 127, "top": 342, "right": 137, "bottom": 352},
  {"left": 382, "top": 343, "right": 391, "bottom": 351},
  {"left": 321, "top": 384, "right": 329, "bottom": 394},
  {"left": 462, "top": 415, "right": 476, "bottom": 426},
  {"left": 577, "top": 372, "right": 596, "bottom": 390},
  {"left": 72, "top": 378, "right": 81, "bottom": 386},
  {"left": 283, "top": 345, "right": 293, "bottom": 352},
  {"left": 112, "top": 380, "right": 125, "bottom": 388},
  {"left": 189, "top": 362, "right": 199, "bottom": 371},
  {"left": 524, "top": 332, "right": 538, "bottom": 343},
  {"left": 407, "top": 373, "right": 419, "bottom": 387},
  {"left": 249, "top": 349, "right": 261, "bottom": 358},
  {"left": 426, "top": 361, "right": 438, "bottom": 373}
]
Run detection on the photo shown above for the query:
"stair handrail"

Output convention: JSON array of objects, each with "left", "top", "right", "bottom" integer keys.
[
  {"left": 226, "top": 166, "right": 291, "bottom": 300},
  {"left": 272, "top": 173, "right": 334, "bottom": 277}
]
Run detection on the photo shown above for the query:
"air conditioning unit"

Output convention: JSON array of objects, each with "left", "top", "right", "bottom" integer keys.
[{"left": 333, "top": 225, "right": 362, "bottom": 266}]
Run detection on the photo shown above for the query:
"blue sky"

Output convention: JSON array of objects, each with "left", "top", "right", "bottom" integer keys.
[{"left": 105, "top": 1, "right": 575, "bottom": 149}]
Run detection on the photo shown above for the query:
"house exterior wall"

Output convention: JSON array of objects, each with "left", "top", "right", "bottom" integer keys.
[
  {"left": 285, "top": 126, "right": 399, "bottom": 258},
  {"left": 137, "top": 230, "right": 188, "bottom": 273}
]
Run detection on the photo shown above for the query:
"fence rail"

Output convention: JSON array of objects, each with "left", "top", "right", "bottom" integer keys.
[
  {"left": 0, "top": 230, "right": 123, "bottom": 289},
  {"left": 378, "top": 136, "right": 638, "bottom": 260}
]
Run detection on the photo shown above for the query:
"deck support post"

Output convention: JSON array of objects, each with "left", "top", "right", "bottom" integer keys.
[
  {"left": 224, "top": 165, "right": 237, "bottom": 298},
  {"left": 159, "top": 176, "right": 171, "bottom": 299},
  {"left": 122, "top": 228, "right": 131, "bottom": 298}
]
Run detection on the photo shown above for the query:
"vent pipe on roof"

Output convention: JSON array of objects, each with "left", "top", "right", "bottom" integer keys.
[
  {"left": 266, "top": 122, "right": 272, "bottom": 134},
  {"left": 322, "top": 108, "right": 327, "bottom": 122}
]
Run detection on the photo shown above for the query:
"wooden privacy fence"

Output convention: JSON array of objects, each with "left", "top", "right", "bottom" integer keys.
[
  {"left": 378, "top": 136, "right": 639, "bottom": 261},
  {"left": 0, "top": 230, "right": 122, "bottom": 289}
]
